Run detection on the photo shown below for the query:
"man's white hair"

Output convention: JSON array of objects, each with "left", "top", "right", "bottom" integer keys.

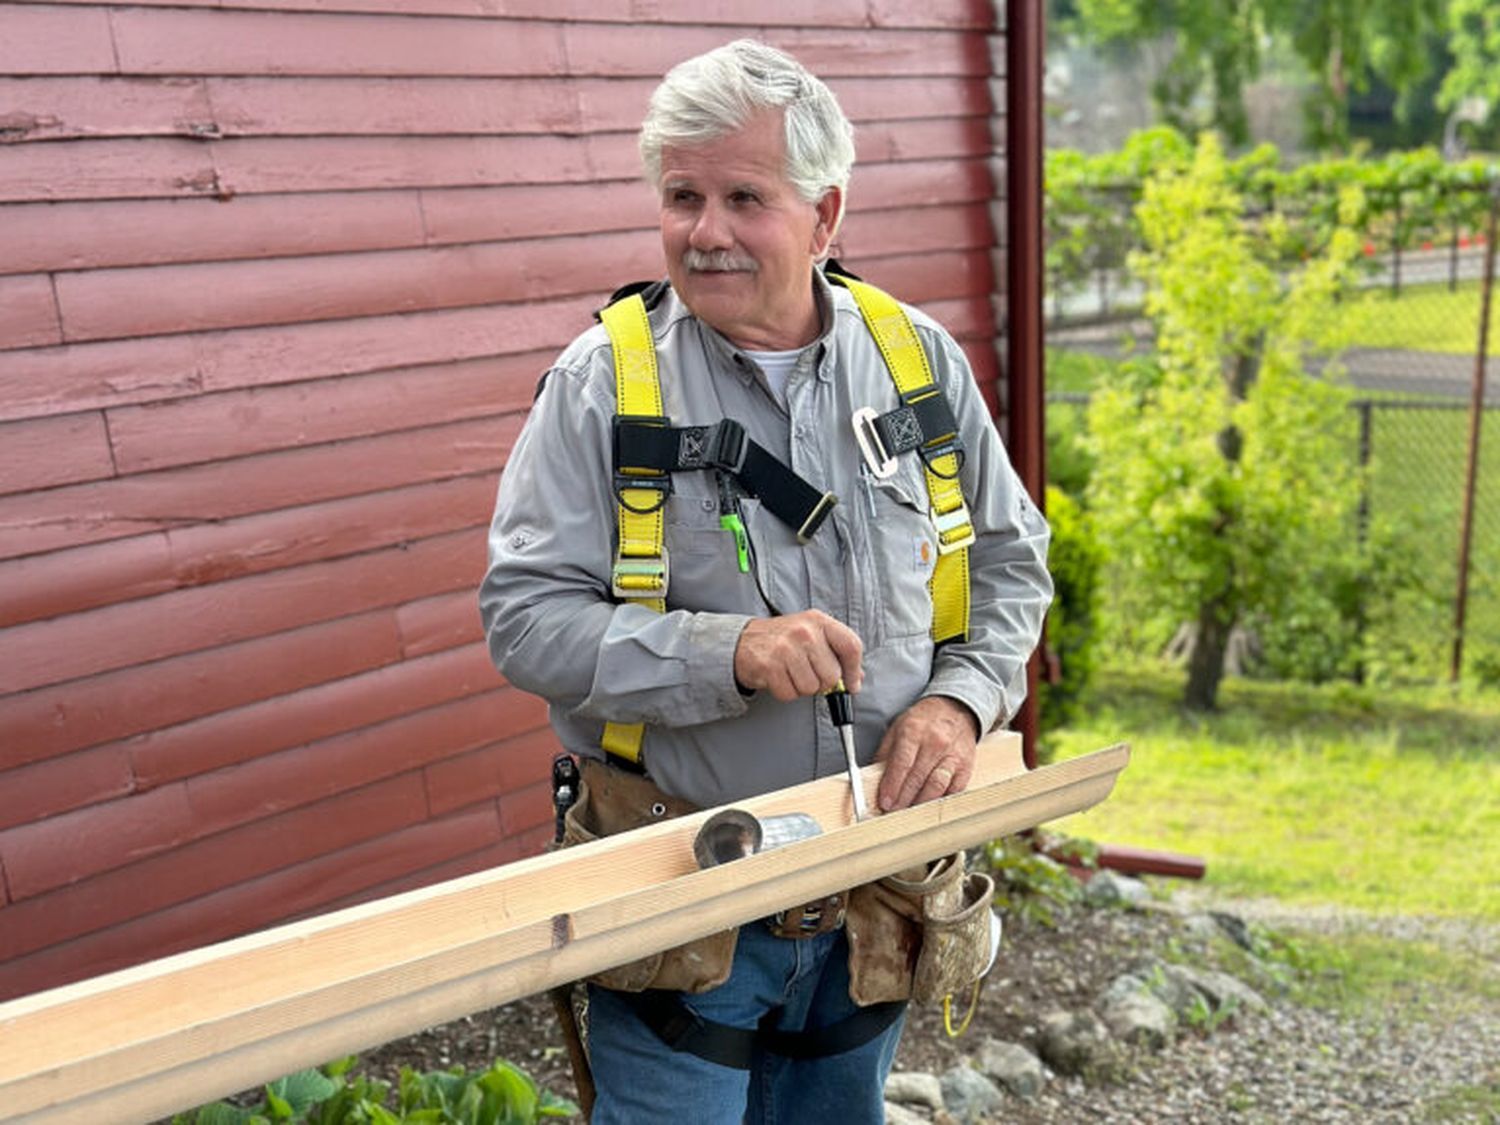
[{"left": 639, "top": 39, "right": 856, "bottom": 208}]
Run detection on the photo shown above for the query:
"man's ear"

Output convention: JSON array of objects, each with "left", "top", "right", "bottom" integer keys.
[{"left": 811, "top": 187, "right": 844, "bottom": 258}]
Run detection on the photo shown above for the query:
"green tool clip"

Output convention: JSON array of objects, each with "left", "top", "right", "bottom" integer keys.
[{"left": 719, "top": 512, "right": 750, "bottom": 573}]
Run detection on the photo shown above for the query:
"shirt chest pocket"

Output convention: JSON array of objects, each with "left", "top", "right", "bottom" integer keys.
[
  {"left": 663, "top": 492, "right": 769, "bottom": 617},
  {"left": 857, "top": 462, "right": 938, "bottom": 642}
]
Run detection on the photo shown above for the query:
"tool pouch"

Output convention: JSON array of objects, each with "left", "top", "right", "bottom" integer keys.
[
  {"left": 560, "top": 761, "right": 739, "bottom": 994},
  {"left": 844, "top": 851, "right": 996, "bottom": 1006}
]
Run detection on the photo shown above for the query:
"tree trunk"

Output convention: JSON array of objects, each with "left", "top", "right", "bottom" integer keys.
[{"left": 1185, "top": 596, "right": 1232, "bottom": 711}]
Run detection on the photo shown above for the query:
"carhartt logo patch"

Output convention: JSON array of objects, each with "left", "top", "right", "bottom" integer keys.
[{"left": 913, "top": 534, "right": 934, "bottom": 572}]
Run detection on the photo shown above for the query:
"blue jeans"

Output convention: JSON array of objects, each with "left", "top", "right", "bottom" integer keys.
[{"left": 587, "top": 923, "right": 906, "bottom": 1124}]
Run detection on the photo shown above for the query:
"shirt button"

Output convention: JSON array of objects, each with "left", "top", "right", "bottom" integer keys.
[{"left": 701, "top": 498, "right": 716, "bottom": 512}]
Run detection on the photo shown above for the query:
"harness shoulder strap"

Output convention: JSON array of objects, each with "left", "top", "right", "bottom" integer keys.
[
  {"left": 830, "top": 273, "right": 974, "bottom": 645},
  {"left": 599, "top": 292, "right": 664, "bottom": 767}
]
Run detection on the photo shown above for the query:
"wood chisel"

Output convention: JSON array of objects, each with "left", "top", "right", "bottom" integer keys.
[{"left": 826, "top": 679, "right": 868, "bottom": 821}]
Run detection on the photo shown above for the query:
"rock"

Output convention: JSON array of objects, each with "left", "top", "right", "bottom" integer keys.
[
  {"left": 1124, "top": 958, "right": 1203, "bottom": 1018},
  {"left": 1084, "top": 869, "right": 1151, "bottom": 908},
  {"left": 1036, "top": 1008, "right": 1111, "bottom": 1077},
  {"left": 939, "top": 1065, "right": 1005, "bottom": 1124},
  {"left": 883, "top": 1101, "right": 930, "bottom": 1125},
  {"left": 1173, "top": 964, "right": 1269, "bottom": 1015},
  {"left": 975, "top": 1038, "right": 1046, "bottom": 1100},
  {"left": 885, "top": 1070, "right": 945, "bottom": 1111},
  {"left": 1183, "top": 911, "right": 1224, "bottom": 944},
  {"left": 1211, "top": 910, "right": 1256, "bottom": 951},
  {"left": 1098, "top": 974, "right": 1177, "bottom": 1049}
]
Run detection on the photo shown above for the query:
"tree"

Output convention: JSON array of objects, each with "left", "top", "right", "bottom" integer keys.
[
  {"left": 1084, "top": 135, "right": 1365, "bottom": 710},
  {"left": 1439, "top": 0, "right": 1500, "bottom": 115},
  {"left": 1062, "top": 0, "right": 1447, "bottom": 151},
  {"left": 1263, "top": 0, "right": 1448, "bottom": 150}
]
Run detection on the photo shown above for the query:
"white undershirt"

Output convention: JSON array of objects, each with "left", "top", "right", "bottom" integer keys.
[{"left": 743, "top": 348, "right": 801, "bottom": 407}]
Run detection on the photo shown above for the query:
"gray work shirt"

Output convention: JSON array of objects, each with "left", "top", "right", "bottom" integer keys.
[{"left": 480, "top": 269, "right": 1052, "bottom": 809}]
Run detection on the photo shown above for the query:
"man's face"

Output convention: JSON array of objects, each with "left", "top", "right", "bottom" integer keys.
[{"left": 658, "top": 111, "right": 841, "bottom": 352}]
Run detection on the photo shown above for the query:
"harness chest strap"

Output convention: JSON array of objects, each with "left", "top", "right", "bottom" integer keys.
[{"left": 596, "top": 277, "right": 976, "bottom": 767}]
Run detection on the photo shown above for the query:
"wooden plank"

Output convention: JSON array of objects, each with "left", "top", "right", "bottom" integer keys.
[
  {"left": 0, "top": 78, "right": 215, "bottom": 146},
  {"left": 0, "top": 774, "right": 432, "bottom": 945},
  {"left": 0, "top": 333, "right": 203, "bottom": 422},
  {"left": 0, "top": 123, "right": 990, "bottom": 204},
  {"left": 209, "top": 76, "right": 602, "bottom": 137},
  {"left": 422, "top": 726, "right": 557, "bottom": 818},
  {"left": 0, "top": 474, "right": 497, "bottom": 626},
  {"left": 0, "top": 804, "right": 509, "bottom": 1003},
  {"left": 125, "top": 643, "right": 502, "bottom": 789},
  {"left": 53, "top": 232, "right": 659, "bottom": 343},
  {"left": 0, "top": 192, "right": 428, "bottom": 276},
  {"left": 84, "top": 0, "right": 996, "bottom": 29},
  {"left": 0, "top": 275, "right": 62, "bottom": 351},
  {"left": 0, "top": 5, "right": 116, "bottom": 76},
  {"left": 0, "top": 533, "right": 175, "bottom": 629},
  {"left": 210, "top": 134, "right": 627, "bottom": 195},
  {"left": 1, "top": 688, "right": 536, "bottom": 901},
  {"left": 396, "top": 588, "right": 486, "bottom": 656},
  {"left": 0, "top": 414, "right": 518, "bottom": 559},
  {"left": 0, "top": 413, "right": 114, "bottom": 497},
  {"left": 0, "top": 299, "right": 581, "bottom": 423},
  {"left": 0, "top": 527, "right": 483, "bottom": 694},
  {"left": 109, "top": 7, "right": 568, "bottom": 76},
  {"left": 0, "top": 610, "right": 405, "bottom": 769},
  {"left": 840, "top": 202, "right": 994, "bottom": 259},
  {"left": 104, "top": 11, "right": 983, "bottom": 78},
  {"left": 0, "top": 138, "right": 221, "bottom": 204},
  {"left": 0, "top": 737, "right": 1126, "bottom": 1123},
  {"left": 0, "top": 747, "right": 134, "bottom": 834}
]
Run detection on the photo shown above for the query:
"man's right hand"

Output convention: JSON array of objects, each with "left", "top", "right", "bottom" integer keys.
[{"left": 733, "top": 610, "right": 863, "bottom": 701}]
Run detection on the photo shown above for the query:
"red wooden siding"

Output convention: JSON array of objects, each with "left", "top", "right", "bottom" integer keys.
[{"left": 0, "top": 0, "right": 1008, "bottom": 1001}]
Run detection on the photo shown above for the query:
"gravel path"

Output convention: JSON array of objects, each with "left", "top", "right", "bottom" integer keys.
[{"left": 891, "top": 888, "right": 1500, "bottom": 1124}]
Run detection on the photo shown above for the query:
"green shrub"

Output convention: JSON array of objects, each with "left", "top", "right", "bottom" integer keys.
[
  {"left": 1039, "top": 486, "right": 1103, "bottom": 743},
  {"left": 173, "top": 1056, "right": 577, "bottom": 1125}
]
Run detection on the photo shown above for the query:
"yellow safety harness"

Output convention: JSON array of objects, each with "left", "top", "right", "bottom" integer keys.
[{"left": 597, "top": 269, "right": 974, "bottom": 769}]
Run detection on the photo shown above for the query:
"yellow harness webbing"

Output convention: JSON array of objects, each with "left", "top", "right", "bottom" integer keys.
[
  {"left": 599, "top": 294, "right": 664, "bottom": 764},
  {"left": 595, "top": 277, "right": 974, "bottom": 765},
  {"left": 835, "top": 276, "right": 972, "bottom": 645}
]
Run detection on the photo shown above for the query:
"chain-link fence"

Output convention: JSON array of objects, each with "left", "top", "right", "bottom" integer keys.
[{"left": 1045, "top": 184, "right": 1500, "bottom": 685}]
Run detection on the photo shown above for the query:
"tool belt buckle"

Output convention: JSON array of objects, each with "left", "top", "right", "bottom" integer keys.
[
  {"left": 930, "top": 502, "right": 976, "bottom": 554},
  {"left": 612, "top": 550, "right": 670, "bottom": 599},
  {"left": 852, "top": 407, "right": 898, "bottom": 480},
  {"left": 766, "top": 893, "right": 847, "bottom": 939}
]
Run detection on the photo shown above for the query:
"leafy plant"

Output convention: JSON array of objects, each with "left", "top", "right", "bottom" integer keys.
[
  {"left": 173, "top": 1057, "right": 577, "bottom": 1125},
  {"left": 985, "top": 835, "right": 1087, "bottom": 926},
  {"left": 1039, "top": 486, "right": 1104, "bottom": 744},
  {"left": 1084, "top": 133, "right": 1367, "bottom": 709}
]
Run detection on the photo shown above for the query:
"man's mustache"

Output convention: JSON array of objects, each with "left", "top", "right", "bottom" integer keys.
[{"left": 682, "top": 248, "right": 759, "bottom": 273}]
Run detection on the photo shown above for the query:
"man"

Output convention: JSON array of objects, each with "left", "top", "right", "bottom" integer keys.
[{"left": 480, "top": 39, "right": 1051, "bottom": 1123}]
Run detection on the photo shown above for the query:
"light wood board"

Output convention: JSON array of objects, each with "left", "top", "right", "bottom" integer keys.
[{"left": 0, "top": 733, "right": 1129, "bottom": 1124}]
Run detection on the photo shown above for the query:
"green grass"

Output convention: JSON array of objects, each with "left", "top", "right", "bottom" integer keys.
[
  {"left": 1335, "top": 278, "right": 1500, "bottom": 355},
  {"left": 1051, "top": 666, "right": 1500, "bottom": 919},
  {"left": 1267, "top": 931, "right": 1500, "bottom": 1016}
]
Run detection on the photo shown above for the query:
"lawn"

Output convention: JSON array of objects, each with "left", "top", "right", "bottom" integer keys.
[
  {"left": 1049, "top": 666, "right": 1500, "bottom": 920},
  {"left": 1335, "top": 278, "right": 1500, "bottom": 355}
]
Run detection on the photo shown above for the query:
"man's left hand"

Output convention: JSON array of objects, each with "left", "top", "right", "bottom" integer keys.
[{"left": 874, "top": 695, "right": 980, "bottom": 812}]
